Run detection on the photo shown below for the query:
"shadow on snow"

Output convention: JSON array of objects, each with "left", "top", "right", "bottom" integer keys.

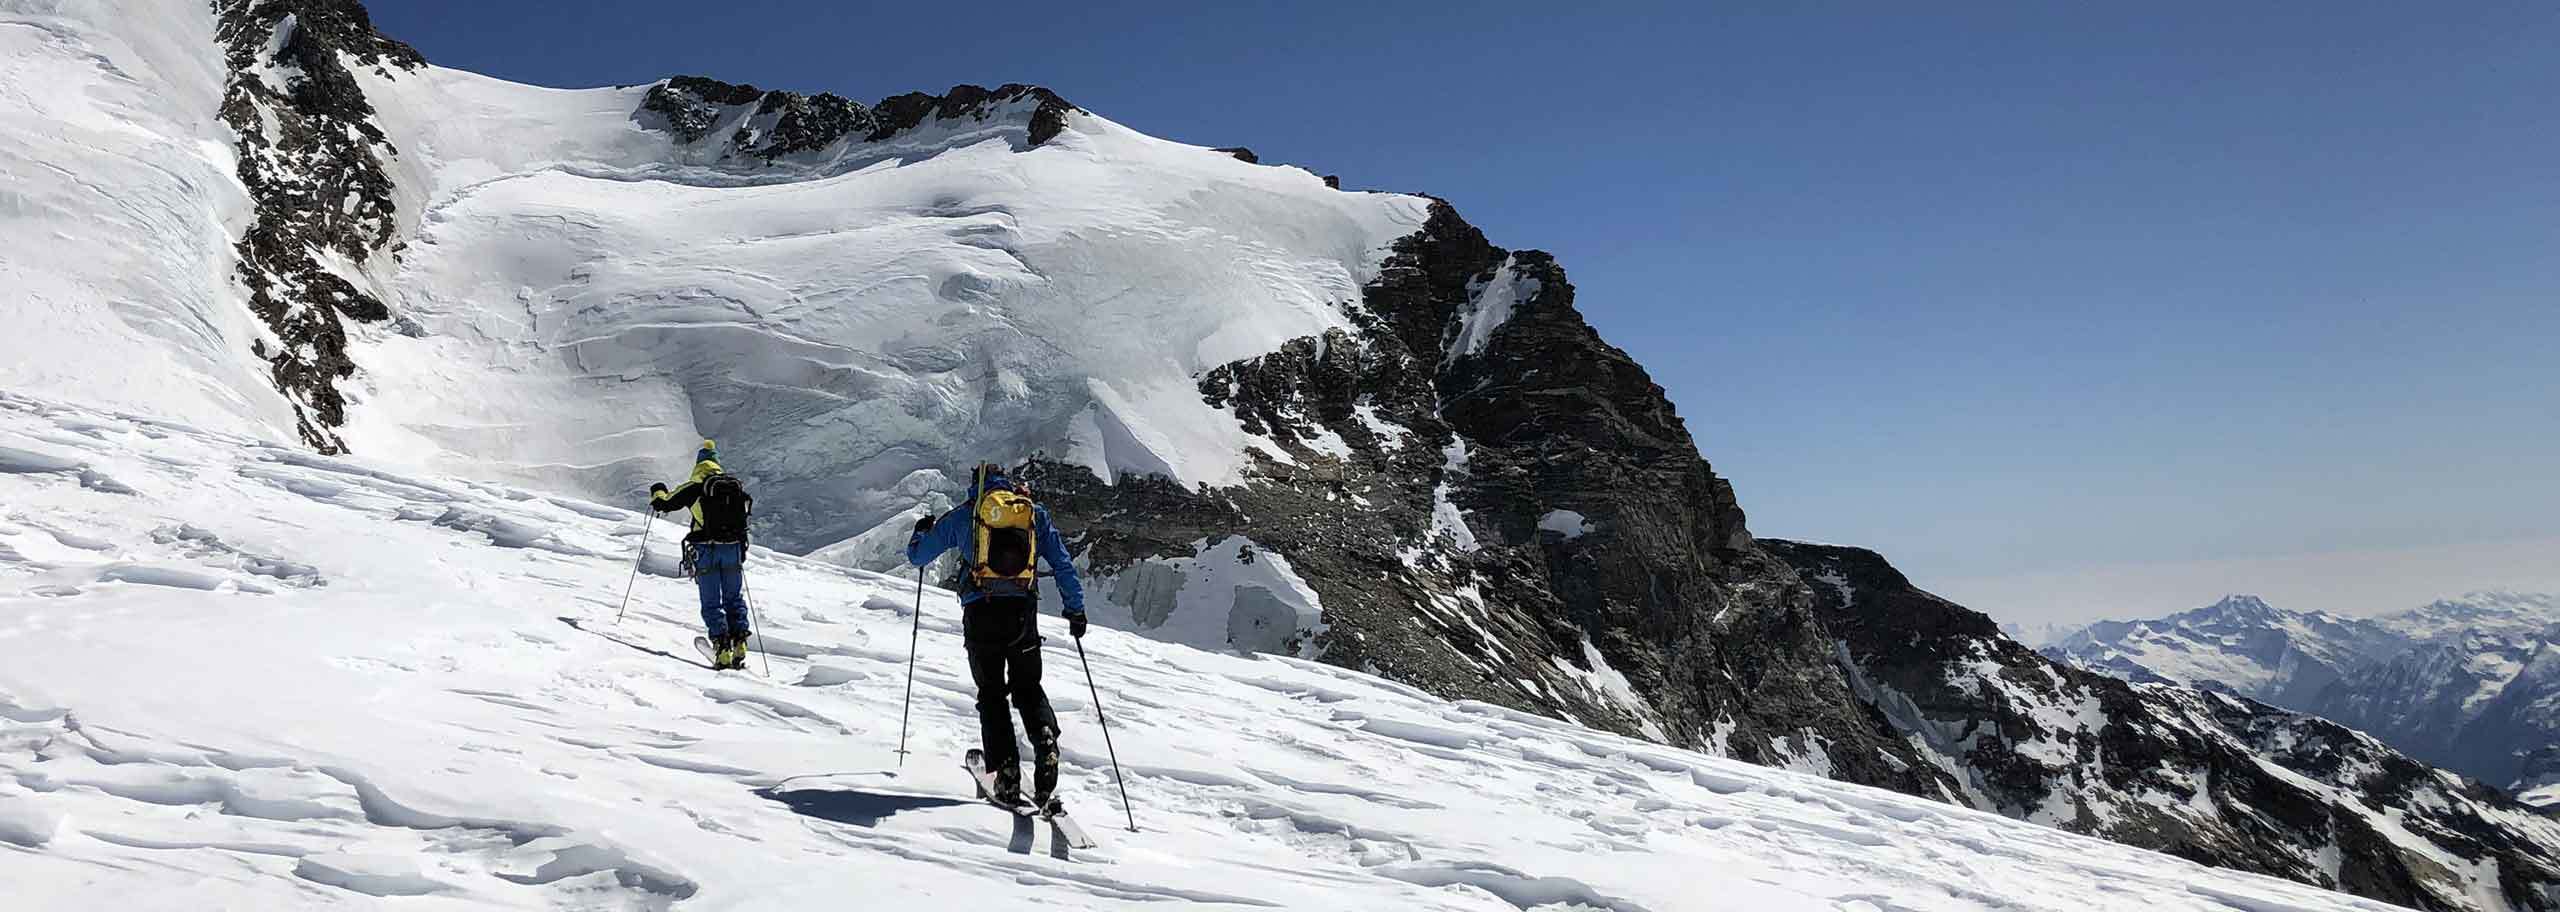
[{"left": 758, "top": 786, "right": 977, "bottom": 828}]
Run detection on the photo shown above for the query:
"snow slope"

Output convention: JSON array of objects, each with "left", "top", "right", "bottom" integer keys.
[
  {"left": 334, "top": 60, "right": 1429, "bottom": 557},
  {"left": 0, "top": 390, "right": 2422, "bottom": 910},
  {"left": 4, "top": 0, "right": 1431, "bottom": 555},
  {"left": 0, "top": 1, "right": 292, "bottom": 442}
]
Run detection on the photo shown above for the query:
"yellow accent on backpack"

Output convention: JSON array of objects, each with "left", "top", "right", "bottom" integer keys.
[{"left": 971, "top": 488, "right": 1038, "bottom": 586}]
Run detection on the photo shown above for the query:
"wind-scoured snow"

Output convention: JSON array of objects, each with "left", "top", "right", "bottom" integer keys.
[
  {"left": 333, "top": 60, "right": 1432, "bottom": 556},
  {"left": 0, "top": 389, "right": 2424, "bottom": 911},
  {"left": 0, "top": 1, "right": 292, "bottom": 443}
]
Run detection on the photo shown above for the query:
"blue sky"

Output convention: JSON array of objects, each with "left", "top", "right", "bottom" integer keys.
[{"left": 365, "top": 1, "right": 2560, "bottom": 624}]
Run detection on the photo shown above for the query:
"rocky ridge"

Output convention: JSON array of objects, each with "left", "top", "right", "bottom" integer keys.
[
  {"left": 212, "top": 0, "right": 423, "bottom": 451},
  {"left": 2051, "top": 592, "right": 2560, "bottom": 789},
  {"left": 1770, "top": 542, "right": 2560, "bottom": 912},
  {"left": 640, "top": 75, "right": 1078, "bottom": 158}
]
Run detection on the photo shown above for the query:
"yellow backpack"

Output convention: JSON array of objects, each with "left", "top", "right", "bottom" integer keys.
[{"left": 971, "top": 471, "right": 1038, "bottom": 595}]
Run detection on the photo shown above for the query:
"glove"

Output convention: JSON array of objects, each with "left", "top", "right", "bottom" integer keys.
[
  {"left": 1065, "top": 609, "right": 1088, "bottom": 639},
  {"left": 912, "top": 514, "right": 936, "bottom": 534}
]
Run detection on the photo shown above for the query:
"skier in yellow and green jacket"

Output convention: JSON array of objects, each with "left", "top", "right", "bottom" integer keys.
[{"left": 649, "top": 440, "right": 755, "bottom": 669}]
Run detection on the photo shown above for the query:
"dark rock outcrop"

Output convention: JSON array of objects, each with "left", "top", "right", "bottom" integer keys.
[
  {"left": 639, "top": 79, "right": 1076, "bottom": 160},
  {"left": 868, "top": 83, "right": 1076, "bottom": 146},
  {"left": 641, "top": 75, "right": 764, "bottom": 142},
  {"left": 213, "top": 0, "right": 424, "bottom": 452},
  {"left": 1032, "top": 200, "right": 1948, "bottom": 793}
]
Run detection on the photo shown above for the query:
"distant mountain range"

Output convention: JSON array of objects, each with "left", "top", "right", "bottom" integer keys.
[{"left": 2047, "top": 592, "right": 2560, "bottom": 793}]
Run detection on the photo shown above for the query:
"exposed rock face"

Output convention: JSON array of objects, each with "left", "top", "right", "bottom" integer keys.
[
  {"left": 639, "top": 75, "right": 768, "bottom": 142},
  {"left": 1768, "top": 541, "right": 2560, "bottom": 912},
  {"left": 870, "top": 83, "right": 1076, "bottom": 145},
  {"left": 1030, "top": 201, "right": 1947, "bottom": 793},
  {"left": 641, "top": 77, "right": 1080, "bottom": 159},
  {"left": 212, "top": 0, "right": 423, "bottom": 451},
  {"left": 2313, "top": 624, "right": 2560, "bottom": 789}
]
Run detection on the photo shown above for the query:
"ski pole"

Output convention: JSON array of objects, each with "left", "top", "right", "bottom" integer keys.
[
  {"left": 743, "top": 573, "right": 772, "bottom": 677},
  {"left": 615, "top": 517, "right": 655, "bottom": 624},
  {"left": 1074, "top": 637, "right": 1137, "bottom": 832},
  {"left": 895, "top": 566, "right": 924, "bottom": 766}
]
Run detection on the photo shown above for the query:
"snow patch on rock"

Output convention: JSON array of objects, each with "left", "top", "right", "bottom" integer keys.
[
  {"left": 1445, "top": 255, "right": 1540, "bottom": 365},
  {"left": 1086, "top": 536, "right": 1327, "bottom": 656}
]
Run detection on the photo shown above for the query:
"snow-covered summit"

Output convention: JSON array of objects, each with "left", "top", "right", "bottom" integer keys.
[
  {"left": 2045, "top": 594, "right": 2405, "bottom": 705},
  {"left": 347, "top": 58, "right": 1431, "bottom": 555}
]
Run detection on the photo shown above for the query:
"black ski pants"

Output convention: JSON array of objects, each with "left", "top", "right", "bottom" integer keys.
[{"left": 964, "top": 594, "right": 1060, "bottom": 789}]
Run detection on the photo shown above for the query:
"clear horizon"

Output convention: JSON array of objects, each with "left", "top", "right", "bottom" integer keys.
[{"left": 364, "top": 0, "right": 2560, "bottom": 626}]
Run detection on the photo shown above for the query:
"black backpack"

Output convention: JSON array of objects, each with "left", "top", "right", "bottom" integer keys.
[{"left": 695, "top": 473, "right": 752, "bottom": 541}]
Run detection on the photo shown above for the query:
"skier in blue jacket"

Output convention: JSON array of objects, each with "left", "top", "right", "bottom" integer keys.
[{"left": 908, "top": 463, "right": 1087, "bottom": 810}]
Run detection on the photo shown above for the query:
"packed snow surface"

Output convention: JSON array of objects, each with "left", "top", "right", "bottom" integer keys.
[{"left": 0, "top": 390, "right": 2415, "bottom": 910}]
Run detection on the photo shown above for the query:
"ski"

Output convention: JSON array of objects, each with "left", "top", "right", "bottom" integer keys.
[
  {"left": 962, "top": 749, "right": 1036, "bottom": 817},
  {"left": 557, "top": 616, "right": 711, "bottom": 670},
  {"left": 693, "top": 636, "right": 754, "bottom": 672},
  {"left": 1039, "top": 801, "right": 1098, "bottom": 849}
]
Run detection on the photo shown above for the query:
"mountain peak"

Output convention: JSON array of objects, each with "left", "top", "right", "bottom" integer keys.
[{"left": 2187, "top": 593, "right": 2282, "bottom": 625}]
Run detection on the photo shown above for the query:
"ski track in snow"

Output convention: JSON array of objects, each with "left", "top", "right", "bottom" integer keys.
[{"left": 0, "top": 391, "right": 2418, "bottom": 911}]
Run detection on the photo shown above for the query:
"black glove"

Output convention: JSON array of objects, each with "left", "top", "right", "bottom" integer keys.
[
  {"left": 1065, "top": 610, "right": 1088, "bottom": 639},
  {"left": 912, "top": 513, "right": 936, "bottom": 534}
]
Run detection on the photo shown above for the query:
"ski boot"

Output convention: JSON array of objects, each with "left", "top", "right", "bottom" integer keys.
[
  {"left": 1031, "top": 732, "right": 1062, "bottom": 809},
  {"left": 989, "top": 766, "right": 1028, "bottom": 809}
]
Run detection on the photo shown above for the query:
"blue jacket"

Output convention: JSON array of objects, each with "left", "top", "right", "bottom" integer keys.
[{"left": 907, "top": 472, "right": 1085, "bottom": 614}]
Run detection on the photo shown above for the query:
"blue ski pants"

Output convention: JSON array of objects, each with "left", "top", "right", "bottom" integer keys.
[{"left": 692, "top": 542, "right": 749, "bottom": 639}]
